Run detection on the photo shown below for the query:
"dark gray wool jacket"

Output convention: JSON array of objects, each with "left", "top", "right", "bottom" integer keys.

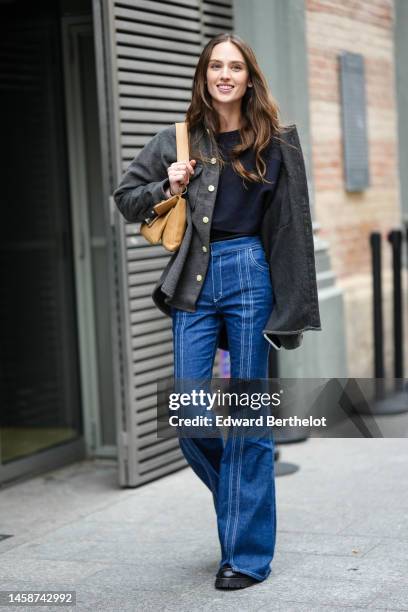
[{"left": 113, "top": 122, "right": 322, "bottom": 351}]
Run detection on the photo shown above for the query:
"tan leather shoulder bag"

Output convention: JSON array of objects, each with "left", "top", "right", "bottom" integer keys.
[{"left": 140, "top": 122, "right": 189, "bottom": 252}]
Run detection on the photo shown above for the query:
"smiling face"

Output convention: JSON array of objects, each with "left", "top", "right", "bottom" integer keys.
[{"left": 206, "top": 41, "right": 252, "bottom": 112}]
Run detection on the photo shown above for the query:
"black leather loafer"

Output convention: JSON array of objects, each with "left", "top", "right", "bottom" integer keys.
[{"left": 215, "top": 564, "right": 259, "bottom": 590}]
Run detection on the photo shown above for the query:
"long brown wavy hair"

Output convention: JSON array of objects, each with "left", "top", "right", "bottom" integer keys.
[{"left": 186, "top": 33, "right": 295, "bottom": 185}]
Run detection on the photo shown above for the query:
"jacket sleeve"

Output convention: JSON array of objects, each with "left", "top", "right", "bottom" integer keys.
[
  {"left": 263, "top": 331, "right": 304, "bottom": 351},
  {"left": 113, "top": 129, "right": 173, "bottom": 223},
  {"left": 261, "top": 126, "right": 321, "bottom": 350}
]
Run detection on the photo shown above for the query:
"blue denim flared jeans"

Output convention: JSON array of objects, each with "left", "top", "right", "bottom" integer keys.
[{"left": 171, "top": 235, "right": 277, "bottom": 582}]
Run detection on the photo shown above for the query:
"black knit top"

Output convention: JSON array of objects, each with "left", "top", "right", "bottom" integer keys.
[{"left": 210, "top": 129, "right": 282, "bottom": 242}]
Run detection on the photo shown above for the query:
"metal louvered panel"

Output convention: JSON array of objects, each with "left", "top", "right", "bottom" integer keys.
[
  {"left": 132, "top": 333, "right": 174, "bottom": 350},
  {"left": 203, "top": 0, "right": 233, "bottom": 40},
  {"left": 102, "top": 0, "right": 233, "bottom": 486}
]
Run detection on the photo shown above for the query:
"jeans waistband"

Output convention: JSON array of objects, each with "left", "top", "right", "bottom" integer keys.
[{"left": 209, "top": 235, "right": 263, "bottom": 256}]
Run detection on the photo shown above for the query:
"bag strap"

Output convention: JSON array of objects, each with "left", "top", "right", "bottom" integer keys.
[
  {"left": 175, "top": 122, "right": 189, "bottom": 162},
  {"left": 142, "top": 123, "right": 189, "bottom": 226}
]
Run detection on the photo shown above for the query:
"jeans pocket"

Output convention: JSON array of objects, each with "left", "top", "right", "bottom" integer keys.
[{"left": 248, "top": 247, "right": 269, "bottom": 272}]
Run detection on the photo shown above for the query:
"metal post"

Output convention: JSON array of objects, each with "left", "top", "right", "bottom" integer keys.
[
  {"left": 370, "top": 232, "right": 384, "bottom": 378},
  {"left": 387, "top": 230, "right": 403, "bottom": 379}
]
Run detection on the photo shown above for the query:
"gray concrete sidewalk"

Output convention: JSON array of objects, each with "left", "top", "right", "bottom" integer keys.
[{"left": 0, "top": 438, "right": 407, "bottom": 611}]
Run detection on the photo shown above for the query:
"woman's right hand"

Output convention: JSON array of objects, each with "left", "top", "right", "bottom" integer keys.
[{"left": 166, "top": 159, "right": 197, "bottom": 197}]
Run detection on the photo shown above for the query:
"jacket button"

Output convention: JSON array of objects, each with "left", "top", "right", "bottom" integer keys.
[
  {"left": 210, "top": 157, "right": 217, "bottom": 164},
  {"left": 196, "top": 274, "right": 203, "bottom": 282},
  {"left": 202, "top": 216, "right": 209, "bottom": 223},
  {"left": 202, "top": 245, "right": 208, "bottom": 252},
  {"left": 208, "top": 185, "right": 215, "bottom": 192}
]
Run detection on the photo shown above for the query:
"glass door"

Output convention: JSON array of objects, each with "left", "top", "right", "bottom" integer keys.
[{"left": 0, "top": 2, "right": 83, "bottom": 481}]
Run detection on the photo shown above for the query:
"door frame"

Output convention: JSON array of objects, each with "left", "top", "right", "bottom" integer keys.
[
  {"left": 92, "top": 0, "right": 135, "bottom": 485},
  {"left": 0, "top": 441, "right": 85, "bottom": 486},
  {"left": 61, "top": 16, "right": 113, "bottom": 457}
]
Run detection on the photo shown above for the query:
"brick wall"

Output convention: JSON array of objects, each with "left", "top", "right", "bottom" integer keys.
[{"left": 306, "top": 0, "right": 404, "bottom": 377}]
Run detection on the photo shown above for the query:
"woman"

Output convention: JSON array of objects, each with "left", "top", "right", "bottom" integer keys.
[{"left": 114, "top": 33, "right": 321, "bottom": 590}]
